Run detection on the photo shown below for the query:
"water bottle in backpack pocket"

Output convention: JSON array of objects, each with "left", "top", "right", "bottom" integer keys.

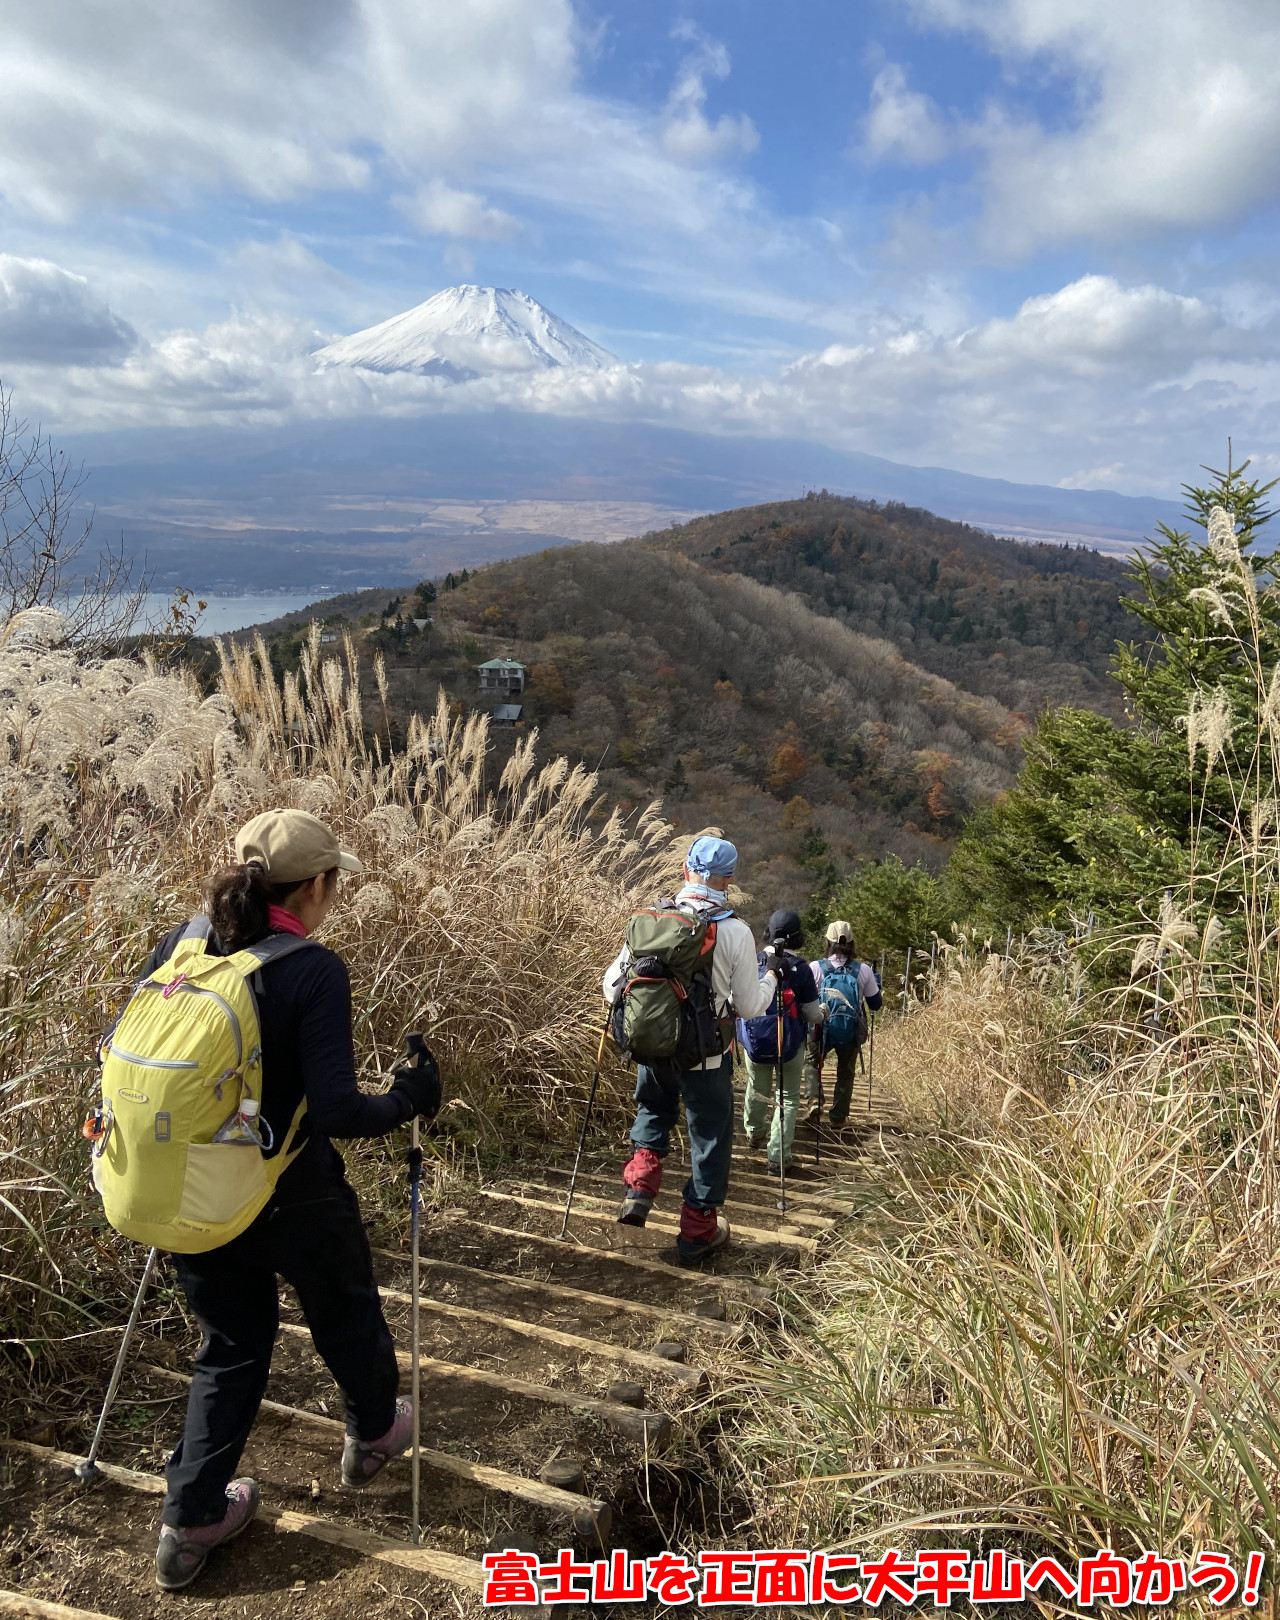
[
  {"left": 89, "top": 917, "right": 314, "bottom": 1254},
  {"left": 737, "top": 958, "right": 806, "bottom": 1062}
]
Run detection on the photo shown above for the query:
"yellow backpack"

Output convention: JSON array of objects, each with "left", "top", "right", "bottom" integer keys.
[{"left": 91, "top": 917, "right": 316, "bottom": 1253}]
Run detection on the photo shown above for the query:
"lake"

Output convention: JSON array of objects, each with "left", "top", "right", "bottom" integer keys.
[{"left": 137, "top": 590, "right": 349, "bottom": 635}]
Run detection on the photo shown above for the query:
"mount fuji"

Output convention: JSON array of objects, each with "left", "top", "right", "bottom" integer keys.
[{"left": 314, "top": 285, "right": 617, "bottom": 380}]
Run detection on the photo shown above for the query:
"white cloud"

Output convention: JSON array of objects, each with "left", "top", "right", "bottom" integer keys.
[
  {"left": 0, "top": 255, "right": 137, "bottom": 364},
  {"left": 7, "top": 272, "right": 1276, "bottom": 494},
  {"left": 660, "top": 27, "right": 759, "bottom": 166},
  {"left": 862, "top": 63, "right": 951, "bottom": 165},
  {"left": 398, "top": 181, "right": 520, "bottom": 241},
  {"left": 0, "top": 0, "right": 762, "bottom": 282},
  {"left": 0, "top": 0, "right": 370, "bottom": 220},
  {"left": 227, "top": 234, "right": 354, "bottom": 289},
  {"left": 905, "top": 0, "right": 1280, "bottom": 250}
]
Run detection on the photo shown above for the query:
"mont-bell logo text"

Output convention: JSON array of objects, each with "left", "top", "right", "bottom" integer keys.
[{"left": 116, "top": 1087, "right": 150, "bottom": 1104}]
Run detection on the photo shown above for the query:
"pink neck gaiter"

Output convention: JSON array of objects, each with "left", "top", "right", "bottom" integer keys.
[{"left": 267, "top": 904, "right": 308, "bottom": 938}]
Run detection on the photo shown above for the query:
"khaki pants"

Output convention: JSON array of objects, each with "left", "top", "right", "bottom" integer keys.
[{"left": 742, "top": 1052, "right": 804, "bottom": 1164}]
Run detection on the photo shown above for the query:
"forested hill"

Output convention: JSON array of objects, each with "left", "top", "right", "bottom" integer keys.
[
  {"left": 644, "top": 492, "right": 1146, "bottom": 720},
  {"left": 249, "top": 493, "right": 1149, "bottom": 921}
]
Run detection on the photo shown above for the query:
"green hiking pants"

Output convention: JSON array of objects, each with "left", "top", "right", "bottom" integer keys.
[{"left": 742, "top": 1052, "right": 804, "bottom": 1164}]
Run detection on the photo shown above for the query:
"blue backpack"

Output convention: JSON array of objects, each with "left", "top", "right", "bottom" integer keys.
[
  {"left": 820, "top": 958, "right": 865, "bottom": 1053},
  {"left": 737, "top": 956, "right": 807, "bottom": 1063}
]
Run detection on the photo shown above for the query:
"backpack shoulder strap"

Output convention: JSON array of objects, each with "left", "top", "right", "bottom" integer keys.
[
  {"left": 180, "top": 914, "right": 214, "bottom": 942},
  {"left": 241, "top": 933, "right": 322, "bottom": 969}
]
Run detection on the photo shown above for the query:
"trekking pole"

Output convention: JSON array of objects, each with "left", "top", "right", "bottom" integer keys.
[
  {"left": 773, "top": 940, "right": 788, "bottom": 1214},
  {"left": 558, "top": 1012, "right": 612, "bottom": 1240},
  {"left": 868, "top": 958, "right": 879, "bottom": 1112},
  {"left": 76, "top": 1246, "right": 158, "bottom": 1481},
  {"left": 402, "top": 1032, "right": 429, "bottom": 1547},
  {"left": 814, "top": 1042, "right": 823, "bottom": 1167}
]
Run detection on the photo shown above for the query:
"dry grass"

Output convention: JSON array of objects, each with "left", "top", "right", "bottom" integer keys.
[
  {"left": 728, "top": 920, "right": 1280, "bottom": 1569},
  {"left": 725, "top": 504, "right": 1280, "bottom": 1565},
  {"left": 0, "top": 610, "right": 680, "bottom": 1390},
  {"left": 727, "top": 961, "right": 1280, "bottom": 1562}
]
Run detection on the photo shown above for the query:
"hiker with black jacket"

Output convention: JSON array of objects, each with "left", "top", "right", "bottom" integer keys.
[
  {"left": 740, "top": 909, "right": 826, "bottom": 1170},
  {"left": 603, "top": 835, "right": 777, "bottom": 1265},
  {"left": 143, "top": 810, "right": 442, "bottom": 1592}
]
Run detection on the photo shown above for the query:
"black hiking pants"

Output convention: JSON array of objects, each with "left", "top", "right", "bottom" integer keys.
[
  {"left": 802, "top": 1039, "right": 860, "bottom": 1122},
  {"left": 162, "top": 1156, "right": 400, "bottom": 1527}
]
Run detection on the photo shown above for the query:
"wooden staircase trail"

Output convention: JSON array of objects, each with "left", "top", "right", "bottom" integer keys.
[{"left": 1, "top": 1086, "right": 901, "bottom": 1619}]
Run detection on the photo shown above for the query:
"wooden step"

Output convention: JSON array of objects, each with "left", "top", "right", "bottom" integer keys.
[
  {"left": 0, "top": 1592, "right": 123, "bottom": 1620},
  {"left": 450, "top": 1218, "right": 777, "bottom": 1307},
  {"left": 277, "top": 1323, "right": 674, "bottom": 1449},
  {"left": 143, "top": 1363, "right": 611, "bottom": 1538},
  {"left": 376, "top": 1284, "right": 707, "bottom": 1389},
  {"left": 4, "top": 1441, "right": 484, "bottom": 1593},
  {"left": 504, "top": 1178, "right": 834, "bottom": 1232},
  {"left": 478, "top": 1189, "right": 818, "bottom": 1252},
  {"left": 540, "top": 1163, "right": 852, "bottom": 1217},
  {"left": 372, "top": 1250, "right": 737, "bottom": 1336}
]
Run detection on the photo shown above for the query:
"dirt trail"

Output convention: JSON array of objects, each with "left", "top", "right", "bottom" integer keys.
[{"left": 0, "top": 1085, "right": 900, "bottom": 1618}]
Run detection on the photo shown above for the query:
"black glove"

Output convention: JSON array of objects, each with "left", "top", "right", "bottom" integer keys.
[{"left": 391, "top": 1045, "right": 442, "bottom": 1120}]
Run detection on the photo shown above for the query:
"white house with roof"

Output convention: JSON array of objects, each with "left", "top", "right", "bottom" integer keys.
[{"left": 477, "top": 657, "right": 526, "bottom": 696}]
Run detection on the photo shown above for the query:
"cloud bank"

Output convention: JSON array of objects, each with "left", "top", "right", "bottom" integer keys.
[
  {"left": 901, "top": 0, "right": 1280, "bottom": 253},
  {"left": 0, "top": 256, "right": 137, "bottom": 364},
  {"left": 3, "top": 261, "right": 1274, "bottom": 495}
]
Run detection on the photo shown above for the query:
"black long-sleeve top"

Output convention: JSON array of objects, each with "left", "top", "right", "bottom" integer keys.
[{"left": 143, "top": 922, "right": 411, "bottom": 1196}]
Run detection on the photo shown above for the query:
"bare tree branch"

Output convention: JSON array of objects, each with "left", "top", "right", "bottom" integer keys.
[{"left": 0, "top": 380, "right": 151, "bottom": 647}]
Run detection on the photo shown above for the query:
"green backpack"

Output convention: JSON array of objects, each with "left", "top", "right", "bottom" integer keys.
[{"left": 609, "top": 900, "right": 729, "bottom": 1075}]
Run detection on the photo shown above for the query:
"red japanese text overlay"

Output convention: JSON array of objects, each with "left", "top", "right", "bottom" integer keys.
[{"left": 480, "top": 1547, "right": 1264, "bottom": 1607}]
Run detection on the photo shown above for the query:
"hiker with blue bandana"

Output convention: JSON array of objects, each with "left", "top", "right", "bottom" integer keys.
[{"left": 604, "top": 834, "right": 777, "bottom": 1264}]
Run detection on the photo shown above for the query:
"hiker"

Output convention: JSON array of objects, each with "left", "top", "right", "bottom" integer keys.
[
  {"left": 127, "top": 810, "right": 443, "bottom": 1591},
  {"left": 802, "top": 920, "right": 883, "bottom": 1126},
  {"left": 604, "top": 835, "right": 779, "bottom": 1264},
  {"left": 739, "top": 909, "right": 826, "bottom": 1171}
]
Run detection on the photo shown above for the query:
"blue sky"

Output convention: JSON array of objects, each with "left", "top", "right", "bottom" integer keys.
[{"left": 2, "top": 0, "right": 1280, "bottom": 495}]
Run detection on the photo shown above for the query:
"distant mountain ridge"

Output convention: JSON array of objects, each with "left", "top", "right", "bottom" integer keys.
[
  {"left": 313, "top": 285, "right": 617, "bottom": 380},
  {"left": 68, "top": 412, "right": 1186, "bottom": 594}
]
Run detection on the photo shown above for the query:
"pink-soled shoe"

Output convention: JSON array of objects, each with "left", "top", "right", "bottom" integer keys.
[
  {"left": 341, "top": 1396, "right": 414, "bottom": 1488},
  {"left": 155, "top": 1478, "right": 259, "bottom": 1590}
]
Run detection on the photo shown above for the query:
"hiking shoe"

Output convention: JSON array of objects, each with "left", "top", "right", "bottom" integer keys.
[
  {"left": 676, "top": 1217, "right": 730, "bottom": 1267},
  {"left": 616, "top": 1191, "right": 653, "bottom": 1227},
  {"left": 746, "top": 1130, "right": 766, "bottom": 1151},
  {"left": 341, "top": 1397, "right": 414, "bottom": 1489},
  {"left": 803, "top": 1103, "right": 821, "bottom": 1127},
  {"left": 768, "top": 1157, "right": 794, "bottom": 1175},
  {"left": 828, "top": 1113, "right": 848, "bottom": 1128},
  {"left": 155, "top": 1478, "right": 259, "bottom": 1590}
]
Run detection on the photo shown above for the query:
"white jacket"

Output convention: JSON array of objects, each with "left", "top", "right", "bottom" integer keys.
[{"left": 603, "top": 890, "right": 777, "bottom": 1070}]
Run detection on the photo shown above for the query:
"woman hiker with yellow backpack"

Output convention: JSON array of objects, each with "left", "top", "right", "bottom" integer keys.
[{"left": 89, "top": 809, "right": 442, "bottom": 1591}]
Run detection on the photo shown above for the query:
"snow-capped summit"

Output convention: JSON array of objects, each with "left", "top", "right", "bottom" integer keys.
[{"left": 314, "top": 285, "right": 617, "bottom": 380}]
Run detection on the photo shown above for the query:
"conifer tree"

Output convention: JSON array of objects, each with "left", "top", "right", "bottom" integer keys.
[{"left": 947, "top": 452, "right": 1279, "bottom": 933}]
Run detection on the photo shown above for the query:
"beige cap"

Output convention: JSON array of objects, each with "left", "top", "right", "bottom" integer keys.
[
  {"left": 234, "top": 809, "right": 363, "bottom": 884},
  {"left": 825, "top": 919, "right": 854, "bottom": 946}
]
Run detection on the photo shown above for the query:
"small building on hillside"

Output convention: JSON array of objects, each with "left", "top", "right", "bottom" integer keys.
[
  {"left": 493, "top": 703, "right": 523, "bottom": 725},
  {"left": 477, "top": 658, "right": 526, "bottom": 696}
]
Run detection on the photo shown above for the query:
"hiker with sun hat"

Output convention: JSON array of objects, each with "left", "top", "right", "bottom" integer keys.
[
  {"left": 603, "top": 833, "right": 778, "bottom": 1265},
  {"left": 802, "top": 919, "right": 883, "bottom": 1127},
  {"left": 100, "top": 808, "right": 444, "bottom": 1591}
]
